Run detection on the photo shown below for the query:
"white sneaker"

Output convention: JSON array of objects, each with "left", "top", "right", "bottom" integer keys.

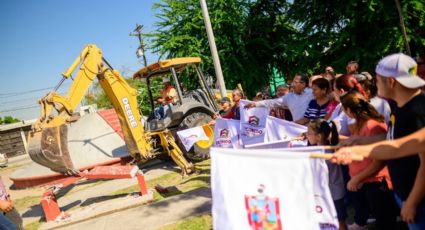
[
  {"left": 366, "top": 217, "right": 376, "bottom": 224},
  {"left": 347, "top": 223, "right": 366, "bottom": 230}
]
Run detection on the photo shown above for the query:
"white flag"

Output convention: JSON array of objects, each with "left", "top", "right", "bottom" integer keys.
[
  {"left": 239, "top": 100, "right": 270, "bottom": 147},
  {"left": 244, "top": 139, "right": 292, "bottom": 149},
  {"left": 272, "top": 146, "right": 339, "bottom": 228},
  {"left": 211, "top": 147, "right": 339, "bottom": 230},
  {"left": 213, "top": 118, "right": 241, "bottom": 149},
  {"left": 177, "top": 126, "right": 209, "bottom": 151},
  {"left": 265, "top": 116, "right": 307, "bottom": 142}
]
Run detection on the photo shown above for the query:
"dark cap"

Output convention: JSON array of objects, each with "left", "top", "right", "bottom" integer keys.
[{"left": 220, "top": 97, "right": 231, "bottom": 104}]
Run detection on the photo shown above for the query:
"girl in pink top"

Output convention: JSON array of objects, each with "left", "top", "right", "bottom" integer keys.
[{"left": 341, "top": 91, "right": 398, "bottom": 230}]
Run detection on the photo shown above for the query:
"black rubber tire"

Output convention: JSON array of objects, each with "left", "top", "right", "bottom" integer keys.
[{"left": 177, "top": 112, "right": 212, "bottom": 161}]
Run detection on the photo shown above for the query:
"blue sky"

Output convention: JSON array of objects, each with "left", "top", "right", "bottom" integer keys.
[{"left": 0, "top": 0, "right": 161, "bottom": 120}]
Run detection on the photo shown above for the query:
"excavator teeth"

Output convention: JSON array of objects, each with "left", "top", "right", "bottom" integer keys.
[{"left": 28, "top": 124, "right": 76, "bottom": 174}]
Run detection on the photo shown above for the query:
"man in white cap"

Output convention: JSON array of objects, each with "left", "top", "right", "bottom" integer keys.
[
  {"left": 338, "top": 53, "right": 425, "bottom": 228},
  {"left": 374, "top": 53, "right": 425, "bottom": 228}
]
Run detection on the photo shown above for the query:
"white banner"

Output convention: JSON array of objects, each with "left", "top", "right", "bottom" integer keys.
[
  {"left": 265, "top": 116, "right": 307, "bottom": 142},
  {"left": 239, "top": 100, "right": 270, "bottom": 147},
  {"left": 211, "top": 147, "right": 338, "bottom": 230},
  {"left": 271, "top": 146, "right": 339, "bottom": 228},
  {"left": 213, "top": 118, "right": 241, "bottom": 149},
  {"left": 177, "top": 126, "right": 210, "bottom": 151}
]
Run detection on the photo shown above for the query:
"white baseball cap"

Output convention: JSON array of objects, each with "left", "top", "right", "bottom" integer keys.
[{"left": 375, "top": 53, "right": 425, "bottom": 89}]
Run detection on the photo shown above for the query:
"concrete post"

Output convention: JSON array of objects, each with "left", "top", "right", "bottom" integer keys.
[{"left": 200, "top": 0, "right": 227, "bottom": 98}]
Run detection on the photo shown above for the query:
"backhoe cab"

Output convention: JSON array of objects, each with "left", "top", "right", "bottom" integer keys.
[
  {"left": 133, "top": 57, "right": 218, "bottom": 161},
  {"left": 27, "top": 44, "right": 213, "bottom": 176}
]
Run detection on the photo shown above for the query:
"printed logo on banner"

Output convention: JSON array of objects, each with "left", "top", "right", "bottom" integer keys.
[
  {"left": 248, "top": 116, "right": 260, "bottom": 126},
  {"left": 315, "top": 195, "right": 338, "bottom": 230},
  {"left": 215, "top": 128, "right": 232, "bottom": 147},
  {"left": 182, "top": 134, "right": 199, "bottom": 146},
  {"left": 219, "top": 129, "right": 229, "bottom": 138},
  {"left": 244, "top": 184, "right": 282, "bottom": 230}
]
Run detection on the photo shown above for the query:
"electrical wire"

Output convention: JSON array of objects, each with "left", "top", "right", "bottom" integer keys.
[
  {"left": 0, "top": 82, "right": 72, "bottom": 98},
  {"left": 0, "top": 105, "right": 39, "bottom": 113}
]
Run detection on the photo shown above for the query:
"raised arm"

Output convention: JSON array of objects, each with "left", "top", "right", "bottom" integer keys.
[{"left": 332, "top": 127, "right": 425, "bottom": 164}]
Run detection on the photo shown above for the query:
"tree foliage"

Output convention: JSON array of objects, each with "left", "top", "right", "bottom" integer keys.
[
  {"left": 0, "top": 116, "right": 20, "bottom": 125},
  {"left": 288, "top": 0, "right": 425, "bottom": 74},
  {"left": 149, "top": 0, "right": 425, "bottom": 97},
  {"left": 84, "top": 77, "right": 163, "bottom": 116}
]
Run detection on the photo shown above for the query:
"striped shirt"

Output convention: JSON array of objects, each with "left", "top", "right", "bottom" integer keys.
[{"left": 304, "top": 99, "right": 335, "bottom": 120}]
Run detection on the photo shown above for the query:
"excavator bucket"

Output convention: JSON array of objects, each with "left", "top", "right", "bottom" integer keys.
[{"left": 28, "top": 124, "right": 76, "bottom": 175}]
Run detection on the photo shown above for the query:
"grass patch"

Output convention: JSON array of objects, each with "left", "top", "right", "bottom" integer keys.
[
  {"left": 157, "top": 214, "right": 212, "bottom": 230},
  {"left": 111, "top": 159, "right": 211, "bottom": 202},
  {"left": 24, "top": 220, "right": 43, "bottom": 230},
  {"left": 13, "top": 195, "right": 41, "bottom": 212},
  {"left": 63, "top": 179, "right": 111, "bottom": 196}
]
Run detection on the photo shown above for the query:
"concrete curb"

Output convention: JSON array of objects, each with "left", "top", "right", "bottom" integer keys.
[
  {"left": 45, "top": 187, "right": 212, "bottom": 230},
  {"left": 41, "top": 190, "right": 155, "bottom": 230}
]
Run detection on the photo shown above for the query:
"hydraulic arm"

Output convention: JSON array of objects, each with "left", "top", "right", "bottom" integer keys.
[{"left": 28, "top": 44, "right": 194, "bottom": 175}]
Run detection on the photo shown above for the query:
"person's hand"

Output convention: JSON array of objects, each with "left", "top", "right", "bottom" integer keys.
[
  {"left": 244, "top": 103, "right": 256, "bottom": 109},
  {"left": 331, "top": 147, "right": 356, "bottom": 165},
  {"left": 347, "top": 177, "right": 362, "bottom": 192},
  {"left": 298, "top": 132, "right": 307, "bottom": 141},
  {"left": 401, "top": 200, "right": 417, "bottom": 224},
  {"left": 208, "top": 120, "right": 216, "bottom": 126},
  {"left": 0, "top": 200, "right": 14, "bottom": 213}
]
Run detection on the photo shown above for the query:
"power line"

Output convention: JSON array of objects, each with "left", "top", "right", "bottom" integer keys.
[
  {"left": 0, "top": 87, "right": 53, "bottom": 97},
  {"left": 0, "top": 82, "right": 73, "bottom": 98},
  {"left": 0, "top": 105, "right": 39, "bottom": 113},
  {"left": 0, "top": 97, "right": 40, "bottom": 105},
  {"left": 0, "top": 89, "right": 70, "bottom": 105}
]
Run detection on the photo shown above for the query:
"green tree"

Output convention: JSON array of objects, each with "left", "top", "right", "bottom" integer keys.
[
  {"left": 150, "top": 0, "right": 425, "bottom": 97},
  {"left": 84, "top": 77, "right": 163, "bottom": 116},
  {"left": 149, "top": 0, "right": 303, "bottom": 96},
  {"left": 286, "top": 0, "right": 425, "bottom": 73},
  {"left": 0, "top": 116, "right": 20, "bottom": 124},
  {"left": 149, "top": 0, "right": 255, "bottom": 94}
]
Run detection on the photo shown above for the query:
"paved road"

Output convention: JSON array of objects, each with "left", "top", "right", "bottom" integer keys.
[{"left": 46, "top": 188, "right": 212, "bottom": 230}]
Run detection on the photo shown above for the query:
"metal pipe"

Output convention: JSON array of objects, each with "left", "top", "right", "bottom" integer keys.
[
  {"left": 146, "top": 77, "right": 155, "bottom": 112},
  {"left": 53, "top": 77, "right": 66, "bottom": 91},
  {"left": 170, "top": 67, "right": 183, "bottom": 105},
  {"left": 195, "top": 65, "right": 218, "bottom": 111}
]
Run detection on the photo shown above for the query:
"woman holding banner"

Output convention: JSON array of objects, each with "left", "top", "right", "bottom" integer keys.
[
  {"left": 221, "top": 88, "right": 244, "bottom": 120},
  {"left": 340, "top": 91, "right": 398, "bottom": 230}
]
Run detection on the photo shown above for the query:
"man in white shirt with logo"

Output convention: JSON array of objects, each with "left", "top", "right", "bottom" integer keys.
[{"left": 245, "top": 74, "right": 313, "bottom": 123}]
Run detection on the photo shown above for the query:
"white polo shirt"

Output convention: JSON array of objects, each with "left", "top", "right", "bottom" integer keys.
[{"left": 255, "top": 88, "right": 313, "bottom": 121}]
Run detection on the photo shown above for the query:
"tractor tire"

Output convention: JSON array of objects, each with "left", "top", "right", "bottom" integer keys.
[{"left": 177, "top": 112, "right": 213, "bottom": 162}]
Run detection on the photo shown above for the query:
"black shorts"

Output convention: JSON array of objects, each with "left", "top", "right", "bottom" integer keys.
[{"left": 333, "top": 198, "right": 348, "bottom": 221}]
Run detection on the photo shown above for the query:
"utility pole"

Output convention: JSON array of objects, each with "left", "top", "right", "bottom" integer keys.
[
  {"left": 200, "top": 0, "right": 227, "bottom": 98},
  {"left": 130, "top": 24, "right": 148, "bottom": 67}
]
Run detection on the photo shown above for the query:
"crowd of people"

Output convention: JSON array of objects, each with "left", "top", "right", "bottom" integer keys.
[
  {"left": 2, "top": 53, "right": 424, "bottom": 229},
  {"left": 213, "top": 53, "right": 425, "bottom": 230}
]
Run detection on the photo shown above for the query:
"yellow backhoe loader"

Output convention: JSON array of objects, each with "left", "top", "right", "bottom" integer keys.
[{"left": 27, "top": 44, "right": 214, "bottom": 176}]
